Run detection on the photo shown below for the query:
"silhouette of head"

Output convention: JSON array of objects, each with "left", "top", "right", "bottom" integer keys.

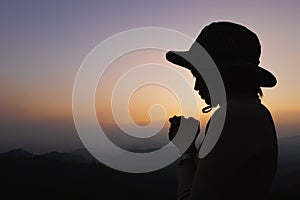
[{"left": 166, "top": 21, "right": 277, "bottom": 106}]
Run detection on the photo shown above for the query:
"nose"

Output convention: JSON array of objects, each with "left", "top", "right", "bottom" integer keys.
[
  {"left": 194, "top": 81, "right": 200, "bottom": 91},
  {"left": 194, "top": 84, "right": 198, "bottom": 91}
]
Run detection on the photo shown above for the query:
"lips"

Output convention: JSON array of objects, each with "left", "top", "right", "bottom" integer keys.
[{"left": 198, "top": 91, "right": 205, "bottom": 99}]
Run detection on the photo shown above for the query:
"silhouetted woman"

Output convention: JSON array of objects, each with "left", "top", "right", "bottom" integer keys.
[{"left": 166, "top": 22, "right": 278, "bottom": 200}]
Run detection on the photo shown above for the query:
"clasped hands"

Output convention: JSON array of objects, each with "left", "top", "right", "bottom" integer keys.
[{"left": 168, "top": 115, "right": 200, "bottom": 157}]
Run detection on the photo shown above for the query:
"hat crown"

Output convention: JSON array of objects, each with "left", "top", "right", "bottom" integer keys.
[
  {"left": 165, "top": 21, "right": 277, "bottom": 87},
  {"left": 195, "top": 22, "right": 261, "bottom": 66}
]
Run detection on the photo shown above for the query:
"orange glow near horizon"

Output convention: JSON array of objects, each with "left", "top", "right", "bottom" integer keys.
[
  {"left": 92, "top": 48, "right": 299, "bottom": 136},
  {"left": 1, "top": 28, "right": 299, "bottom": 135},
  {"left": 2, "top": 48, "right": 297, "bottom": 130},
  {"left": 95, "top": 48, "right": 204, "bottom": 126}
]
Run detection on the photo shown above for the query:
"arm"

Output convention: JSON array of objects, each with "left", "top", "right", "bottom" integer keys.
[
  {"left": 178, "top": 129, "right": 250, "bottom": 200},
  {"left": 178, "top": 144, "right": 236, "bottom": 200},
  {"left": 168, "top": 115, "right": 200, "bottom": 200},
  {"left": 178, "top": 147, "right": 197, "bottom": 200}
]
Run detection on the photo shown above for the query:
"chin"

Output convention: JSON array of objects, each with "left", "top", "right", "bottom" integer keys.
[{"left": 204, "top": 98, "right": 211, "bottom": 105}]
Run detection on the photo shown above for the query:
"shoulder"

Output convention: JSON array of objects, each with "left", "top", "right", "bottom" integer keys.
[
  {"left": 203, "top": 99, "right": 275, "bottom": 154},
  {"left": 213, "top": 99, "right": 274, "bottom": 128}
]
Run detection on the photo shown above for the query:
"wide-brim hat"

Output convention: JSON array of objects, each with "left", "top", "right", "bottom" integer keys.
[{"left": 166, "top": 22, "right": 277, "bottom": 87}]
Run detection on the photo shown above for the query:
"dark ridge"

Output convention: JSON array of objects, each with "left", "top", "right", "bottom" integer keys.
[
  {"left": 0, "top": 148, "right": 33, "bottom": 158},
  {"left": 70, "top": 148, "right": 99, "bottom": 163},
  {"left": 0, "top": 135, "right": 299, "bottom": 200}
]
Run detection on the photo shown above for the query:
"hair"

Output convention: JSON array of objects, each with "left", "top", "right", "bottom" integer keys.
[
  {"left": 191, "top": 69, "right": 263, "bottom": 107},
  {"left": 220, "top": 70, "right": 263, "bottom": 99}
]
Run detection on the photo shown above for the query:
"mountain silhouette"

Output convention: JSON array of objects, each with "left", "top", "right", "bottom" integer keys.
[
  {"left": 0, "top": 136, "right": 299, "bottom": 199},
  {"left": 70, "top": 148, "right": 99, "bottom": 163},
  {"left": 0, "top": 148, "right": 33, "bottom": 159},
  {"left": 271, "top": 136, "right": 300, "bottom": 199},
  {"left": 278, "top": 136, "right": 300, "bottom": 166},
  {"left": 40, "top": 151, "right": 90, "bottom": 163},
  {"left": 0, "top": 148, "right": 178, "bottom": 200}
]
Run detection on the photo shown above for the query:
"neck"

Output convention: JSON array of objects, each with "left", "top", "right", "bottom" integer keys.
[{"left": 227, "top": 93, "right": 260, "bottom": 101}]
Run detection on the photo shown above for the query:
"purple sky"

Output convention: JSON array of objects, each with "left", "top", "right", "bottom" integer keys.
[{"left": 0, "top": 0, "right": 299, "bottom": 153}]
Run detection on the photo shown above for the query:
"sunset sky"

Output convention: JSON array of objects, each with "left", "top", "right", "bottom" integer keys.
[{"left": 0, "top": 1, "right": 299, "bottom": 153}]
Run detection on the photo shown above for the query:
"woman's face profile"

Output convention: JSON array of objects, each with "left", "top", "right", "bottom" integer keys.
[{"left": 191, "top": 70, "right": 211, "bottom": 105}]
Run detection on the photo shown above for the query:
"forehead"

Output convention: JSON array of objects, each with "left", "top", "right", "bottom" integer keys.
[
  {"left": 190, "top": 67, "right": 213, "bottom": 79},
  {"left": 190, "top": 68, "right": 209, "bottom": 85},
  {"left": 190, "top": 68, "right": 201, "bottom": 78}
]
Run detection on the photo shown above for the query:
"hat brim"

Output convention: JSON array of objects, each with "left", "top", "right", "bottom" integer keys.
[
  {"left": 166, "top": 50, "right": 277, "bottom": 87},
  {"left": 166, "top": 51, "right": 194, "bottom": 70}
]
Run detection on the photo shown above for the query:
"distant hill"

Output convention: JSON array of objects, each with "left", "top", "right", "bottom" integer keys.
[
  {"left": 40, "top": 151, "right": 90, "bottom": 163},
  {"left": 0, "top": 135, "right": 299, "bottom": 199},
  {"left": 277, "top": 135, "right": 300, "bottom": 173},
  {"left": 272, "top": 135, "right": 300, "bottom": 194},
  {"left": 70, "top": 148, "right": 99, "bottom": 163},
  {"left": 0, "top": 148, "right": 33, "bottom": 159},
  {"left": 0, "top": 148, "right": 178, "bottom": 200}
]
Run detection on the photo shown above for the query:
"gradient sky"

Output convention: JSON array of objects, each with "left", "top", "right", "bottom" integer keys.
[{"left": 0, "top": 0, "right": 299, "bottom": 153}]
